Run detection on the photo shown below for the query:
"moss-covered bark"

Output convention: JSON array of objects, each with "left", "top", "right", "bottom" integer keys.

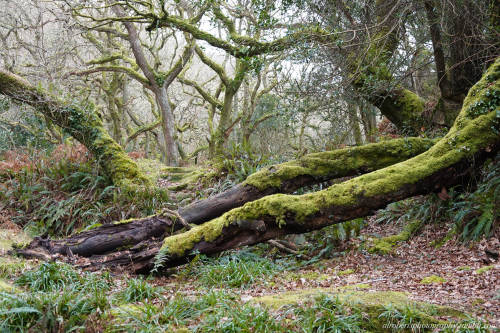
[
  {"left": 350, "top": 0, "right": 461, "bottom": 132},
  {"left": 180, "top": 137, "right": 435, "bottom": 224},
  {"left": 349, "top": 0, "right": 429, "bottom": 133},
  {"left": 0, "top": 70, "right": 149, "bottom": 188},
  {"left": 154, "top": 57, "right": 499, "bottom": 267}
]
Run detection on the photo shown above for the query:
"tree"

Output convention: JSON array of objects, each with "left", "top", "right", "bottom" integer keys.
[
  {"left": 0, "top": 69, "right": 148, "bottom": 189},
  {"left": 66, "top": 1, "right": 200, "bottom": 165},
  {"left": 178, "top": 45, "right": 250, "bottom": 159}
]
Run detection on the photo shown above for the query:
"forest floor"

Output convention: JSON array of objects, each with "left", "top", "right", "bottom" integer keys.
[
  {"left": 1, "top": 202, "right": 498, "bottom": 331},
  {"left": 151, "top": 216, "right": 500, "bottom": 325}
]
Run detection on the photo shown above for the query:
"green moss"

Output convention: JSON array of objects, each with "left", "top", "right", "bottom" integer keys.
[
  {"left": 420, "top": 275, "right": 447, "bottom": 284},
  {"left": 159, "top": 215, "right": 229, "bottom": 256},
  {"left": 368, "top": 220, "right": 422, "bottom": 254},
  {"left": 136, "top": 158, "right": 167, "bottom": 182},
  {"left": 475, "top": 265, "right": 494, "bottom": 275},
  {"left": 337, "top": 269, "right": 355, "bottom": 276},
  {"left": 159, "top": 166, "right": 215, "bottom": 192},
  {"left": 457, "top": 266, "right": 471, "bottom": 271},
  {"left": 82, "top": 223, "right": 102, "bottom": 231},
  {"left": 0, "top": 279, "right": 20, "bottom": 293},
  {"left": 111, "top": 214, "right": 161, "bottom": 226},
  {"left": 244, "top": 137, "right": 435, "bottom": 191},
  {"left": 339, "top": 283, "right": 371, "bottom": 290},
  {"left": 368, "top": 239, "right": 394, "bottom": 254}
]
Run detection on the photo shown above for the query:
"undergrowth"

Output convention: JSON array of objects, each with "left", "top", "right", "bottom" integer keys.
[
  {"left": 1, "top": 262, "right": 113, "bottom": 332},
  {"left": 0, "top": 144, "right": 168, "bottom": 237},
  {"left": 178, "top": 248, "right": 288, "bottom": 288},
  {"left": 0, "top": 259, "right": 492, "bottom": 332}
]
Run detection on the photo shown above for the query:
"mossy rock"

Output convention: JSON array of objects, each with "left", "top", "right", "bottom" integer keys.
[
  {"left": 253, "top": 289, "right": 466, "bottom": 331},
  {"left": 420, "top": 275, "right": 447, "bottom": 284},
  {"left": 0, "top": 229, "right": 32, "bottom": 251}
]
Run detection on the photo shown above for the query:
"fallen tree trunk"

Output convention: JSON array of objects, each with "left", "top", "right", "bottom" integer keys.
[
  {"left": 180, "top": 137, "right": 436, "bottom": 224},
  {"left": 17, "top": 58, "right": 500, "bottom": 273},
  {"left": 16, "top": 137, "right": 434, "bottom": 265},
  {"left": 19, "top": 215, "right": 180, "bottom": 258}
]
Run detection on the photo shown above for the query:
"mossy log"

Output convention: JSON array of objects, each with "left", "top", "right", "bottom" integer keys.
[
  {"left": 0, "top": 70, "right": 148, "bottom": 188},
  {"left": 180, "top": 137, "right": 435, "bottom": 224},
  {"left": 16, "top": 58, "right": 500, "bottom": 273}
]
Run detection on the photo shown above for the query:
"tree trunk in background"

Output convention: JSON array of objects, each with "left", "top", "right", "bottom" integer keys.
[
  {"left": 424, "top": 0, "right": 452, "bottom": 99},
  {"left": 212, "top": 89, "right": 236, "bottom": 159},
  {"left": 156, "top": 87, "right": 180, "bottom": 166},
  {"left": 358, "top": 101, "right": 377, "bottom": 143},
  {"left": 351, "top": 0, "right": 459, "bottom": 133},
  {"left": 348, "top": 107, "right": 363, "bottom": 145},
  {"left": 106, "top": 73, "right": 124, "bottom": 146}
]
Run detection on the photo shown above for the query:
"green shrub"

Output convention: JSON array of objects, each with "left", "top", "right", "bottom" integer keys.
[
  {"left": 452, "top": 154, "right": 499, "bottom": 241},
  {"left": 2, "top": 149, "right": 167, "bottom": 237}
]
